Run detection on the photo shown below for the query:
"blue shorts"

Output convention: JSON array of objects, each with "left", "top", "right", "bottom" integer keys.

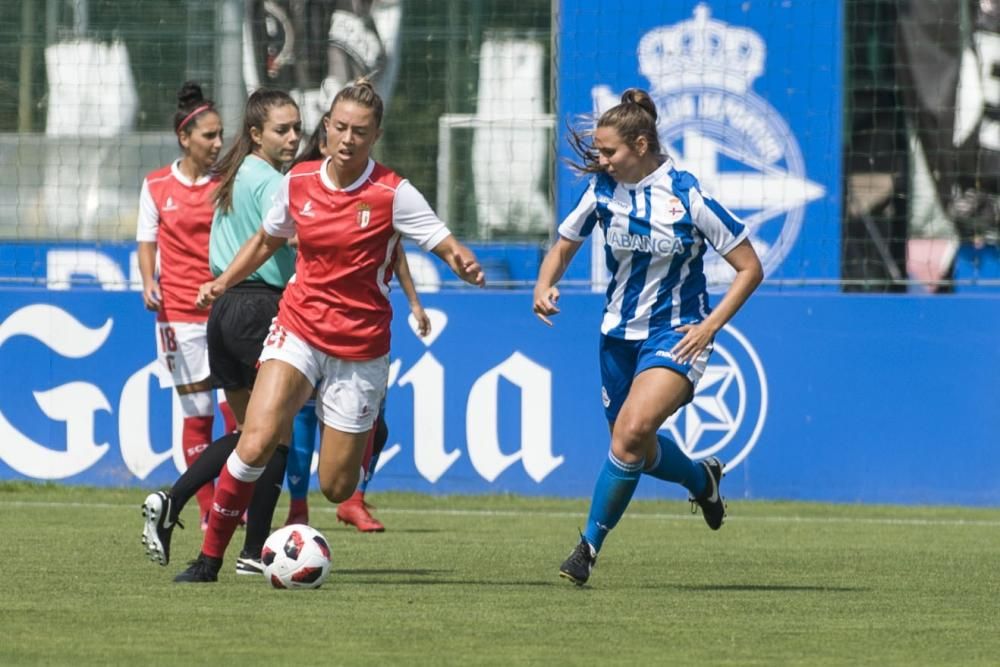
[{"left": 599, "top": 329, "right": 714, "bottom": 423}]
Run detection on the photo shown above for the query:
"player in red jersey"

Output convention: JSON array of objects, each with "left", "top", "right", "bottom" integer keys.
[
  {"left": 281, "top": 112, "right": 432, "bottom": 532},
  {"left": 174, "top": 78, "right": 484, "bottom": 582},
  {"left": 136, "top": 82, "right": 236, "bottom": 526}
]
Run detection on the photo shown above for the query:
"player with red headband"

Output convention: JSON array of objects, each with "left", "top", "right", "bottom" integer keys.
[{"left": 136, "top": 81, "right": 237, "bottom": 527}]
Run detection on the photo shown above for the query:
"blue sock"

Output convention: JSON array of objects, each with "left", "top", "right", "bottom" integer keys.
[
  {"left": 643, "top": 434, "right": 706, "bottom": 497},
  {"left": 286, "top": 401, "right": 318, "bottom": 500},
  {"left": 583, "top": 451, "right": 644, "bottom": 553},
  {"left": 358, "top": 448, "right": 381, "bottom": 494}
]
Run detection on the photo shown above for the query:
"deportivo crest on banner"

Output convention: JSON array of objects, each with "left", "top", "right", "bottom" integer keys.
[
  {"left": 357, "top": 202, "right": 371, "bottom": 228},
  {"left": 659, "top": 324, "right": 767, "bottom": 470},
  {"left": 588, "top": 3, "right": 827, "bottom": 290}
]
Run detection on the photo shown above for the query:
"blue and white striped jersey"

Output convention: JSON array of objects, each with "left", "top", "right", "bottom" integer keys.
[{"left": 559, "top": 158, "right": 748, "bottom": 339}]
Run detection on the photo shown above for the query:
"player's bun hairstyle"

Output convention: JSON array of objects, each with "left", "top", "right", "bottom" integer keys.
[
  {"left": 213, "top": 88, "right": 299, "bottom": 213},
  {"left": 330, "top": 76, "right": 384, "bottom": 128},
  {"left": 567, "top": 87, "right": 664, "bottom": 175},
  {"left": 173, "top": 81, "right": 216, "bottom": 135},
  {"left": 619, "top": 88, "right": 658, "bottom": 123},
  {"left": 292, "top": 111, "right": 331, "bottom": 167}
]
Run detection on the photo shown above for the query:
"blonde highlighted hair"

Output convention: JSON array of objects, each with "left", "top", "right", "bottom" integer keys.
[{"left": 330, "top": 76, "right": 384, "bottom": 127}]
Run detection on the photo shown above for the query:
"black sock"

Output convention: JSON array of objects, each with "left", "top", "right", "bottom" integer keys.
[
  {"left": 242, "top": 444, "right": 289, "bottom": 556},
  {"left": 168, "top": 432, "right": 239, "bottom": 521},
  {"left": 373, "top": 414, "right": 388, "bottom": 458}
]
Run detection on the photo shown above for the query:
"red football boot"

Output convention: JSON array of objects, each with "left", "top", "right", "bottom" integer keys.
[{"left": 336, "top": 490, "right": 385, "bottom": 532}]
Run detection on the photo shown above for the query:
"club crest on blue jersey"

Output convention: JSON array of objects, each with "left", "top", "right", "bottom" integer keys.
[{"left": 591, "top": 3, "right": 825, "bottom": 290}]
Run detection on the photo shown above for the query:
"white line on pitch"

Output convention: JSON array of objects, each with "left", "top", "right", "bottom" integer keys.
[{"left": 2, "top": 499, "right": 1000, "bottom": 528}]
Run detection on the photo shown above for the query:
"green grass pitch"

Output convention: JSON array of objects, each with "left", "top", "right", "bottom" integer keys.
[{"left": 2, "top": 483, "right": 999, "bottom": 665}]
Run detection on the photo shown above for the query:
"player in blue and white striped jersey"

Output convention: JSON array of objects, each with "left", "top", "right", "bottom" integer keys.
[{"left": 534, "top": 88, "right": 763, "bottom": 586}]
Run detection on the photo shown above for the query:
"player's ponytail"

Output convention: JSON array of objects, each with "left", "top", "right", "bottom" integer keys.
[
  {"left": 566, "top": 87, "right": 664, "bottom": 175},
  {"left": 213, "top": 88, "right": 298, "bottom": 213},
  {"left": 330, "top": 76, "right": 384, "bottom": 127},
  {"left": 565, "top": 119, "right": 602, "bottom": 175},
  {"left": 173, "top": 81, "right": 216, "bottom": 136}
]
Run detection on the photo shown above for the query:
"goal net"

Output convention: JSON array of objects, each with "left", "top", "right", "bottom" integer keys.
[{"left": 2, "top": 1, "right": 999, "bottom": 290}]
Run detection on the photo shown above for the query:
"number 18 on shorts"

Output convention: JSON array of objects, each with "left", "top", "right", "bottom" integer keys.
[{"left": 155, "top": 321, "right": 211, "bottom": 387}]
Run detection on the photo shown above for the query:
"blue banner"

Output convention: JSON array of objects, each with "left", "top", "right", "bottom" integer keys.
[
  {"left": 557, "top": 0, "right": 843, "bottom": 288},
  {"left": 2, "top": 284, "right": 999, "bottom": 506},
  {"left": 0, "top": 240, "right": 548, "bottom": 288}
]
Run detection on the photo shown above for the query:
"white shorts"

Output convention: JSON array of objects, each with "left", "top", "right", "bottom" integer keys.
[
  {"left": 258, "top": 321, "right": 389, "bottom": 433},
  {"left": 155, "top": 321, "right": 211, "bottom": 387}
]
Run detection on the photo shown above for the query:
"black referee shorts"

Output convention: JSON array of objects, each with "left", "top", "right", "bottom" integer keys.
[{"left": 206, "top": 281, "right": 283, "bottom": 390}]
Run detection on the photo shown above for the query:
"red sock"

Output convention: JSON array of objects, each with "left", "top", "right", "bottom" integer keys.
[
  {"left": 219, "top": 400, "right": 238, "bottom": 434},
  {"left": 202, "top": 466, "right": 256, "bottom": 560},
  {"left": 287, "top": 497, "right": 309, "bottom": 522},
  {"left": 182, "top": 415, "right": 215, "bottom": 518}
]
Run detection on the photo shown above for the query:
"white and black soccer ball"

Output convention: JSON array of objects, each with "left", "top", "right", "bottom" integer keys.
[{"left": 261, "top": 524, "right": 332, "bottom": 590}]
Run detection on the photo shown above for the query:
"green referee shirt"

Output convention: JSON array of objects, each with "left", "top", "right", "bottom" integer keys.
[{"left": 209, "top": 154, "right": 295, "bottom": 287}]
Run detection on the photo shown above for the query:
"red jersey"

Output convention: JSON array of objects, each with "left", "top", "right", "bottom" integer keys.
[
  {"left": 262, "top": 158, "right": 450, "bottom": 359},
  {"left": 136, "top": 162, "right": 218, "bottom": 322}
]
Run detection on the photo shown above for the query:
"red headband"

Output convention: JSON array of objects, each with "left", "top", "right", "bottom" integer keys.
[{"left": 177, "top": 104, "right": 213, "bottom": 133}]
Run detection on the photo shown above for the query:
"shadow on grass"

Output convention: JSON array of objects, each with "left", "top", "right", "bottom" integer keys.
[
  {"left": 313, "top": 527, "right": 445, "bottom": 535},
  {"left": 374, "top": 528, "right": 445, "bottom": 535},
  {"left": 663, "top": 583, "right": 864, "bottom": 593},
  {"left": 335, "top": 570, "right": 557, "bottom": 587},
  {"left": 345, "top": 579, "right": 558, "bottom": 587},
  {"left": 335, "top": 568, "right": 452, "bottom": 576}
]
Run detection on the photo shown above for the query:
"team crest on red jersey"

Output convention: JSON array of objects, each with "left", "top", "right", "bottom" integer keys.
[{"left": 357, "top": 203, "right": 372, "bottom": 228}]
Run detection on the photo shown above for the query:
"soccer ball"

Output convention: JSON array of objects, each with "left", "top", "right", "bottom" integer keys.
[{"left": 261, "top": 524, "right": 332, "bottom": 590}]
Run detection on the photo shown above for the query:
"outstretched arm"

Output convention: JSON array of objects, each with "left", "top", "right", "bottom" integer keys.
[
  {"left": 430, "top": 235, "right": 485, "bottom": 287},
  {"left": 395, "top": 250, "right": 431, "bottom": 336},
  {"left": 196, "top": 229, "right": 287, "bottom": 308},
  {"left": 391, "top": 181, "right": 484, "bottom": 288},
  {"left": 532, "top": 236, "right": 583, "bottom": 326}
]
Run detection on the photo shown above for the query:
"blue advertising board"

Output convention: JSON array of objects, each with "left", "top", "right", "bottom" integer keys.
[
  {"left": 2, "top": 277, "right": 999, "bottom": 506},
  {"left": 557, "top": 0, "right": 843, "bottom": 288},
  {"left": 0, "top": 240, "right": 549, "bottom": 289}
]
